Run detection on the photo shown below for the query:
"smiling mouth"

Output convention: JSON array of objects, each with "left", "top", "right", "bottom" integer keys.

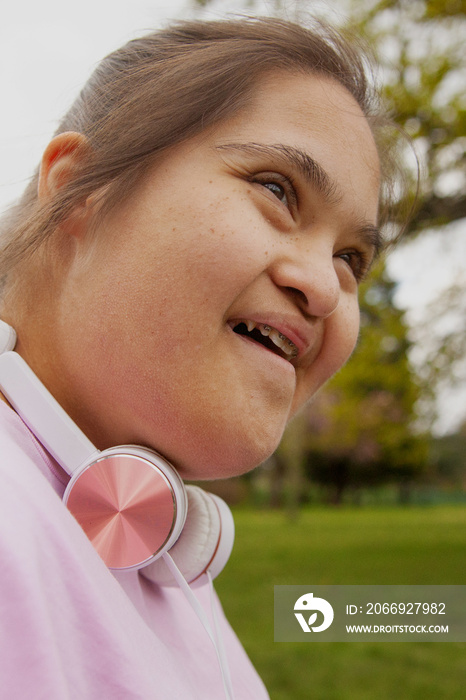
[{"left": 231, "top": 320, "right": 298, "bottom": 361}]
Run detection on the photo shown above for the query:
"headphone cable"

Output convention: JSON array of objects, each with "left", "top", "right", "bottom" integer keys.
[{"left": 162, "top": 552, "right": 235, "bottom": 700}]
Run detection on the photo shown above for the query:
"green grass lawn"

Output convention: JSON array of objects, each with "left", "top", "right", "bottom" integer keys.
[{"left": 215, "top": 505, "right": 466, "bottom": 699}]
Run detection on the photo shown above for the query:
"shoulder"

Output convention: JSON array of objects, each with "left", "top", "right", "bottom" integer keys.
[
  {"left": 0, "top": 402, "right": 66, "bottom": 533},
  {"left": 0, "top": 402, "right": 99, "bottom": 575},
  {"left": 0, "top": 404, "right": 133, "bottom": 696},
  {"left": 0, "top": 400, "right": 65, "bottom": 487}
]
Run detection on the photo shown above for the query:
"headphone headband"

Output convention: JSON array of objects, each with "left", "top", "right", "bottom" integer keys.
[
  {"left": 0, "top": 319, "right": 17, "bottom": 354},
  {"left": 0, "top": 350, "right": 99, "bottom": 475}
]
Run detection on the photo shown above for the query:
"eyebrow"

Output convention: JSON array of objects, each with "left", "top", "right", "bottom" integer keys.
[
  {"left": 356, "top": 222, "right": 384, "bottom": 261},
  {"left": 216, "top": 141, "right": 383, "bottom": 257},
  {"left": 216, "top": 142, "right": 341, "bottom": 203}
]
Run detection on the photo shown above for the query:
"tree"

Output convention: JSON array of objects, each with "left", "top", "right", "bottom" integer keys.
[
  {"left": 406, "top": 271, "right": 466, "bottom": 431},
  {"left": 301, "top": 260, "right": 428, "bottom": 503},
  {"left": 429, "top": 419, "right": 466, "bottom": 489},
  {"left": 346, "top": 0, "right": 466, "bottom": 234}
]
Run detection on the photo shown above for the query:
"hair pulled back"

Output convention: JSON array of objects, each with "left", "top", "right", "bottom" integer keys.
[{"left": 0, "top": 16, "right": 395, "bottom": 281}]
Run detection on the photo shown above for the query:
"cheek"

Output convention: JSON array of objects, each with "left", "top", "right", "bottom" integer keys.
[
  {"left": 326, "top": 300, "right": 360, "bottom": 374},
  {"left": 290, "top": 297, "right": 360, "bottom": 416}
]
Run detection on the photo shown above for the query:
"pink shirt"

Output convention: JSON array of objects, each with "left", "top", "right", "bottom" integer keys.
[{"left": 0, "top": 402, "right": 269, "bottom": 699}]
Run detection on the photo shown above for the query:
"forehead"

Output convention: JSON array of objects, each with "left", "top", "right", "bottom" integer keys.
[{"left": 219, "top": 70, "right": 377, "bottom": 160}]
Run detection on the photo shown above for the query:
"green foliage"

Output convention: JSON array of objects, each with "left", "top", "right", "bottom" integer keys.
[
  {"left": 429, "top": 420, "right": 466, "bottom": 486},
  {"left": 346, "top": 0, "right": 466, "bottom": 232},
  {"left": 294, "top": 260, "right": 429, "bottom": 501},
  {"left": 409, "top": 277, "right": 466, "bottom": 397}
]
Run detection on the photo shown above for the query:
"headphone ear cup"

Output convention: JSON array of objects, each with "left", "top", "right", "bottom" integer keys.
[
  {"left": 64, "top": 446, "right": 188, "bottom": 571},
  {"left": 140, "top": 485, "right": 234, "bottom": 587}
]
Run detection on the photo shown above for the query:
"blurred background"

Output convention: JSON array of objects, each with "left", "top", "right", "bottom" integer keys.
[{"left": 1, "top": 1, "right": 465, "bottom": 698}]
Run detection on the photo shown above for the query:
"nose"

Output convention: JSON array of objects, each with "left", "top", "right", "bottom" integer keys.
[{"left": 269, "top": 243, "right": 340, "bottom": 319}]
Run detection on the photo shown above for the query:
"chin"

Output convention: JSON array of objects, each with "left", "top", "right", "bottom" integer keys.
[
  {"left": 172, "top": 424, "right": 285, "bottom": 482},
  {"left": 140, "top": 399, "right": 290, "bottom": 482}
]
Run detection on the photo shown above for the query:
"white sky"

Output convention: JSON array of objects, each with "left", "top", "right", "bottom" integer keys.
[
  {"left": 387, "top": 224, "right": 466, "bottom": 435},
  {"left": 1, "top": 0, "right": 465, "bottom": 433},
  {"left": 0, "top": 0, "right": 191, "bottom": 208}
]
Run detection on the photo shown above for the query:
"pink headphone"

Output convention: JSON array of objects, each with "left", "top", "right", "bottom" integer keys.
[{"left": 0, "top": 320, "right": 234, "bottom": 585}]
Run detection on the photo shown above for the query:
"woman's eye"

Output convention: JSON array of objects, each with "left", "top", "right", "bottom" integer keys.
[
  {"left": 337, "top": 251, "right": 370, "bottom": 282},
  {"left": 263, "top": 182, "right": 288, "bottom": 206},
  {"left": 251, "top": 173, "right": 297, "bottom": 212}
]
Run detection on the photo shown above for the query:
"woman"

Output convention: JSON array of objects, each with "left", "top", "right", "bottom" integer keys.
[{"left": 0, "top": 16, "right": 398, "bottom": 699}]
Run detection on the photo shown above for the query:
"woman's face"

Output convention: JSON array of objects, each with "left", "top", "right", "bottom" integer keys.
[{"left": 52, "top": 71, "right": 380, "bottom": 479}]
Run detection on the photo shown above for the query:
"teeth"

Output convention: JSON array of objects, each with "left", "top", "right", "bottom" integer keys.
[
  {"left": 269, "top": 328, "right": 295, "bottom": 356},
  {"left": 236, "top": 320, "right": 299, "bottom": 359}
]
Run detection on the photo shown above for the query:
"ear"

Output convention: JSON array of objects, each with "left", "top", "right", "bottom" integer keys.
[{"left": 38, "top": 132, "right": 90, "bottom": 201}]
